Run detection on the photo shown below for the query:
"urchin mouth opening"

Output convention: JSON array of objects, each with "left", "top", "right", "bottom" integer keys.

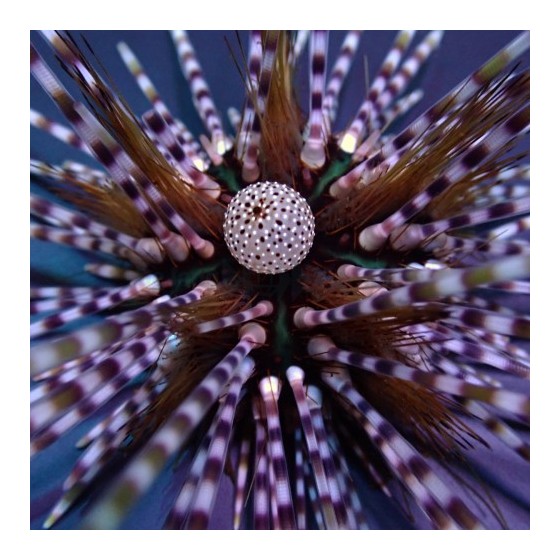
[{"left": 223, "top": 181, "right": 315, "bottom": 275}]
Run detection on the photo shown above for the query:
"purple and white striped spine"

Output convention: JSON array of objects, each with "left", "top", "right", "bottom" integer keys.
[
  {"left": 30, "top": 275, "right": 160, "bottom": 338},
  {"left": 170, "top": 31, "right": 231, "bottom": 156},
  {"left": 252, "top": 395, "right": 270, "bottom": 530},
  {"left": 301, "top": 31, "right": 329, "bottom": 170},
  {"left": 31, "top": 108, "right": 92, "bottom": 154},
  {"left": 236, "top": 31, "right": 263, "bottom": 162},
  {"left": 323, "top": 31, "right": 361, "bottom": 126},
  {"left": 185, "top": 361, "right": 253, "bottom": 529},
  {"left": 258, "top": 376, "right": 296, "bottom": 529},
  {"left": 241, "top": 31, "right": 279, "bottom": 183},
  {"left": 286, "top": 366, "right": 340, "bottom": 528}
]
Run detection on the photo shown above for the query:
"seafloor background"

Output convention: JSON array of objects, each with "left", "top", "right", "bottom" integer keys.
[{"left": 30, "top": 30, "right": 529, "bottom": 530}]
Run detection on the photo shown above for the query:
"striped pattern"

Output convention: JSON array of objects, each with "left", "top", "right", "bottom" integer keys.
[
  {"left": 236, "top": 31, "right": 263, "bottom": 162},
  {"left": 31, "top": 325, "right": 163, "bottom": 405},
  {"left": 30, "top": 281, "right": 214, "bottom": 376},
  {"left": 241, "top": 31, "right": 280, "bottom": 183},
  {"left": 408, "top": 323, "right": 529, "bottom": 378},
  {"left": 168, "top": 359, "right": 253, "bottom": 529},
  {"left": 252, "top": 396, "right": 270, "bottom": 530},
  {"left": 443, "top": 305, "right": 529, "bottom": 339},
  {"left": 164, "top": 424, "right": 214, "bottom": 529},
  {"left": 170, "top": 31, "right": 231, "bottom": 156},
  {"left": 30, "top": 45, "right": 191, "bottom": 263},
  {"left": 323, "top": 31, "right": 361, "bottom": 125},
  {"left": 31, "top": 159, "right": 108, "bottom": 188},
  {"left": 233, "top": 435, "right": 251, "bottom": 529},
  {"left": 286, "top": 367, "right": 340, "bottom": 528},
  {"left": 196, "top": 300, "right": 273, "bottom": 334},
  {"left": 31, "top": 287, "right": 111, "bottom": 315},
  {"left": 370, "top": 88, "right": 424, "bottom": 133},
  {"left": 428, "top": 234, "right": 529, "bottom": 259},
  {"left": 258, "top": 376, "right": 296, "bottom": 529},
  {"left": 359, "top": 105, "right": 529, "bottom": 251},
  {"left": 293, "top": 428, "right": 307, "bottom": 529},
  {"left": 311, "top": 335, "right": 529, "bottom": 417},
  {"left": 387, "top": 196, "right": 530, "bottom": 253},
  {"left": 31, "top": 327, "right": 169, "bottom": 455},
  {"left": 464, "top": 400, "right": 529, "bottom": 460},
  {"left": 31, "top": 108, "right": 91, "bottom": 154},
  {"left": 305, "top": 385, "right": 350, "bottom": 527},
  {"left": 36, "top": 33, "right": 217, "bottom": 260},
  {"left": 30, "top": 31, "right": 529, "bottom": 531},
  {"left": 43, "top": 368, "right": 169, "bottom": 528},
  {"left": 31, "top": 275, "right": 159, "bottom": 338},
  {"left": 339, "top": 30, "right": 415, "bottom": 153},
  {"left": 303, "top": 457, "right": 325, "bottom": 528},
  {"left": 301, "top": 31, "right": 329, "bottom": 169},
  {"left": 326, "top": 429, "right": 369, "bottom": 530},
  {"left": 372, "top": 32, "right": 530, "bottom": 168},
  {"left": 31, "top": 223, "right": 142, "bottom": 266},
  {"left": 295, "top": 255, "right": 529, "bottom": 328},
  {"left": 339, "top": 262, "right": 531, "bottom": 300},
  {"left": 74, "top": 334, "right": 179, "bottom": 449},
  {"left": 368, "top": 31, "right": 443, "bottom": 127},
  {"left": 32, "top": 332, "right": 136, "bottom": 383},
  {"left": 184, "top": 363, "right": 251, "bottom": 529},
  {"left": 141, "top": 108, "right": 220, "bottom": 198},
  {"left": 81, "top": 324, "right": 264, "bottom": 529},
  {"left": 334, "top": 414, "right": 393, "bottom": 501},
  {"left": 84, "top": 263, "right": 141, "bottom": 282},
  {"left": 241, "top": 31, "right": 280, "bottom": 182},
  {"left": 117, "top": 40, "right": 208, "bottom": 171},
  {"left": 323, "top": 371, "right": 483, "bottom": 529},
  {"left": 334, "top": 33, "right": 529, "bottom": 192}
]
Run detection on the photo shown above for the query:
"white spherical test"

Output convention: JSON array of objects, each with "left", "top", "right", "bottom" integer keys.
[{"left": 223, "top": 182, "right": 315, "bottom": 274}]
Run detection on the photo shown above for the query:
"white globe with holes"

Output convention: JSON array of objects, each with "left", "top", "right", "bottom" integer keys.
[{"left": 223, "top": 182, "right": 315, "bottom": 274}]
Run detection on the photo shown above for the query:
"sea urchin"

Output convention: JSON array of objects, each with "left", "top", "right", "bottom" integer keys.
[{"left": 30, "top": 30, "right": 530, "bottom": 530}]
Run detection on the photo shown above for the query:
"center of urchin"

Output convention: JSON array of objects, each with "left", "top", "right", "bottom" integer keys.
[{"left": 223, "top": 181, "right": 315, "bottom": 275}]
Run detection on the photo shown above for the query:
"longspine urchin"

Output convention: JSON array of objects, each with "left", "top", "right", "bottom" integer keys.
[{"left": 31, "top": 31, "right": 529, "bottom": 530}]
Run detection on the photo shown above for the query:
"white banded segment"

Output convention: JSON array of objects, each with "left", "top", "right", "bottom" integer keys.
[{"left": 223, "top": 182, "right": 315, "bottom": 274}]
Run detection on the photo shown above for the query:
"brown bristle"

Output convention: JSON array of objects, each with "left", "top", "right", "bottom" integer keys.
[
  {"left": 128, "top": 329, "right": 238, "bottom": 441},
  {"left": 127, "top": 286, "right": 248, "bottom": 439},
  {"left": 353, "top": 372, "right": 486, "bottom": 458},
  {"left": 170, "top": 285, "right": 249, "bottom": 337},
  {"left": 55, "top": 32, "right": 224, "bottom": 238},
  {"left": 257, "top": 31, "right": 304, "bottom": 184},
  {"left": 425, "top": 150, "right": 528, "bottom": 220},
  {"left": 300, "top": 264, "right": 445, "bottom": 364},
  {"left": 51, "top": 177, "right": 150, "bottom": 238}
]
